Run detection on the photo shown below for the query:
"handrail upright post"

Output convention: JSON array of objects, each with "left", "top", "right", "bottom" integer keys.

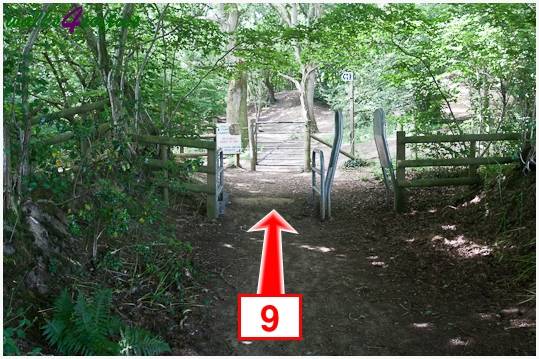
[
  {"left": 311, "top": 152, "right": 316, "bottom": 202},
  {"left": 207, "top": 148, "right": 217, "bottom": 218},
  {"left": 311, "top": 149, "right": 326, "bottom": 220},
  {"left": 320, "top": 153, "right": 325, "bottom": 221},
  {"left": 395, "top": 131, "right": 406, "bottom": 212}
]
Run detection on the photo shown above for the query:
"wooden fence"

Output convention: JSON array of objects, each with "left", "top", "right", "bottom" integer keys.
[
  {"left": 135, "top": 134, "right": 224, "bottom": 219},
  {"left": 394, "top": 131, "right": 522, "bottom": 212},
  {"left": 35, "top": 128, "right": 224, "bottom": 219}
]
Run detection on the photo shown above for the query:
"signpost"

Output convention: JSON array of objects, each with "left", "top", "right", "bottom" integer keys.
[
  {"left": 341, "top": 71, "right": 353, "bottom": 82},
  {"left": 216, "top": 123, "right": 241, "bottom": 155},
  {"left": 341, "top": 71, "right": 355, "bottom": 157}
]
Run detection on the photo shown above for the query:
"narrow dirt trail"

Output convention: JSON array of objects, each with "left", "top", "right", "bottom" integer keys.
[
  {"left": 176, "top": 167, "right": 535, "bottom": 355},
  {"left": 170, "top": 91, "right": 534, "bottom": 355}
]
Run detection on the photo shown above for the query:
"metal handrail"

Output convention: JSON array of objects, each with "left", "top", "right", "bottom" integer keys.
[
  {"left": 373, "top": 108, "right": 396, "bottom": 196},
  {"left": 311, "top": 111, "right": 343, "bottom": 220},
  {"left": 311, "top": 149, "right": 326, "bottom": 220},
  {"left": 325, "top": 111, "right": 344, "bottom": 219}
]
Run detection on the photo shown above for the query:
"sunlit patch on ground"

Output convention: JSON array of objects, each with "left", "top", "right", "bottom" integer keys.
[
  {"left": 298, "top": 244, "right": 335, "bottom": 253},
  {"left": 431, "top": 234, "right": 492, "bottom": 258},
  {"left": 462, "top": 194, "right": 484, "bottom": 207},
  {"left": 411, "top": 322, "right": 433, "bottom": 329},
  {"left": 500, "top": 307, "right": 520, "bottom": 316},
  {"left": 370, "top": 261, "right": 387, "bottom": 268},
  {"left": 449, "top": 337, "right": 474, "bottom": 346},
  {"left": 477, "top": 312, "right": 496, "bottom": 321},
  {"left": 506, "top": 319, "right": 535, "bottom": 330}
]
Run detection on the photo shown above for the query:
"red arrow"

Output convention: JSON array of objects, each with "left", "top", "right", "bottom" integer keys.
[{"left": 248, "top": 210, "right": 298, "bottom": 295}]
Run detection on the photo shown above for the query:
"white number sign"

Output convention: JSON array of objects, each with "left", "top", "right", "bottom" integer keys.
[{"left": 341, "top": 71, "right": 354, "bottom": 82}]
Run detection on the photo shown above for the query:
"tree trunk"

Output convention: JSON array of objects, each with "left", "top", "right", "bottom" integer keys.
[
  {"left": 304, "top": 65, "right": 319, "bottom": 133},
  {"left": 264, "top": 72, "right": 277, "bottom": 104},
  {"left": 299, "top": 88, "right": 311, "bottom": 171},
  {"left": 17, "top": 5, "right": 50, "bottom": 200},
  {"left": 4, "top": 121, "right": 13, "bottom": 211},
  {"left": 226, "top": 71, "right": 248, "bottom": 149}
]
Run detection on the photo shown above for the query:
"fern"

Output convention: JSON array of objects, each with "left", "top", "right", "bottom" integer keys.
[
  {"left": 119, "top": 327, "right": 171, "bottom": 356},
  {"left": 43, "top": 288, "right": 170, "bottom": 355}
]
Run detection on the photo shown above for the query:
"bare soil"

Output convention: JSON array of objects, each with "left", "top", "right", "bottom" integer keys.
[{"left": 172, "top": 166, "right": 535, "bottom": 355}]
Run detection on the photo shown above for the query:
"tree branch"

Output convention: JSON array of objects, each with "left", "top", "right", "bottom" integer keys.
[
  {"left": 278, "top": 72, "right": 301, "bottom": 90},
  {"left": 390, "top": 37, "right": 463, "bottom": 136},
  {"left": 43, "top": 52, "right": 68, "bottom": 105},
  {"left": 171, "top": 43, "right": 240, "bottom": 116},
  {"left": 31, "top": 99, "right": 108, "bottom": 126},
  {"left": 272, "top": 4, "right": 292, "bottom": 26}
]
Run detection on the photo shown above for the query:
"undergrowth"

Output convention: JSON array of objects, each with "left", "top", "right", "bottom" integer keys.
[
  {"left": 480, "top": 165, "right": 536, "bottom": 301},
  {"left": 343, "top": 158, "right": 371, "bottom": 169},
  {"left": 42, "top": 289, "right": 170, "bottom": 355}
]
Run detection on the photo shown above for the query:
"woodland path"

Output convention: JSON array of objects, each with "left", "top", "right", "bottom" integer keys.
[
  {"left": 175, "top": 167, "right": 535, "bottom": 355},
  {"left": 168, "top": 92, "right": 534, "bottom": 355}
]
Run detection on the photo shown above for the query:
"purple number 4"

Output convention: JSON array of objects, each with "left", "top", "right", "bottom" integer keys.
[{"left": 62, "top": 6, "right": 83, "bottom": 34}]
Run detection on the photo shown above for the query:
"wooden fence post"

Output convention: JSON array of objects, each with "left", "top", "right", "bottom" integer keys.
[
  {"left": 304, "top": 121, "right": 311, "bottom": 171},
  {"left": 160, "top": 144, "right": 169, "bottom": 206},
  {"left": 469, "top": 140, "right": 477, "bottom": 176},
  {"left": 207, "top": 149, "right": 217, "bottom": 218},
  {"left": 395, "top": 131, "right": 406, "bottom": 212}
]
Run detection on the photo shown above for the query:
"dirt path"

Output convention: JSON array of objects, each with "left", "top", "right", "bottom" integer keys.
[{"left": 176, "top": 166, "right": 535, "bottom": 355}]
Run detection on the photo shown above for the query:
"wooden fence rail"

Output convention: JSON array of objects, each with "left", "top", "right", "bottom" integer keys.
[
  {"left": 310, "top": 134, "right": 356, "bottom": 160},
  {"left": 35, "top": 128, "right": 224, "bottom": 218},
  {"left": 395, "top": 131, "right": 522, "bottom": 212},
  {"left": 136, "top": 134, "right": 223, "bottom": 218}
]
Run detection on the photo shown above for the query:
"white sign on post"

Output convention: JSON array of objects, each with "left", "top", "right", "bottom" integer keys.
[
  {"left": 216, "top": 123, "right": 241, "bottom": 155},
  {"left": 341, "top": 71, "right": 354, "bottom": 82}
]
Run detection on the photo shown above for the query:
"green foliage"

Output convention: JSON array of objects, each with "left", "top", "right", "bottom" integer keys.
[
  {"left": 43, "top": 289, "right": 170, "bottom": 356},
  {"left": 4, "top": 318, "right": 42, "bottom": 356},
  {"left": 343, "top": 158, "right": 370, "bottom": 169},
  {"left": 3, "top": 2, "right": 536, "bottom": 352},
  {"left": 119, "top": 327, "right": 171, "bottom": 356}
]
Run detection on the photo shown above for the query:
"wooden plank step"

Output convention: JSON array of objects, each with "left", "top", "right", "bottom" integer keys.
[
  {"left": 257, "top": 163, "right": 304, "bottom": 167},
  {"left": 256, "top": 121, "right": 304, "bottom": 124}
]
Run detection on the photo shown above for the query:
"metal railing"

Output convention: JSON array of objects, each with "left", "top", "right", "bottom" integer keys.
[
  {"left": 311, "top": 111, "right": 344, "bottom": 220},
  {"left": 311, "top": 149, "right": 326, "bottom": 220}
]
